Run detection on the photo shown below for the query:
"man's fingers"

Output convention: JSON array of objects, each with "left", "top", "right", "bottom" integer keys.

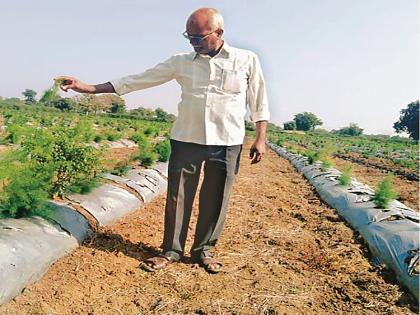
[
  {"left": 249, "top": 147, "right": 255, "bottom": 159},
  {"left": 54, "top": 76, "right": 75, "bottom": 92}
]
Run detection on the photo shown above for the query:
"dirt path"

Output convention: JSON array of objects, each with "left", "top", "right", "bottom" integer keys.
[{"left": 0, "top": 140, "right": 416, "bottom": 314}]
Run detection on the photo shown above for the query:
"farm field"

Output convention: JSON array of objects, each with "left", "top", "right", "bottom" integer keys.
[
  {"left": 0, "top": 139, "right": 417, "bottom": 314},
  {"left": 266, "top": 129, "right": 419, "bottom": 211},
  {"left": 0, "top": 102, "right": 418, "bottom": 313}
]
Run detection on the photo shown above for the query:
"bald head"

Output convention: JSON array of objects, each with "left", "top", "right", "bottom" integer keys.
[
  {"left": 186, "top": 8, "right": 224, "bottom": 32},
  {"left": 185, "top": 8, "right": 225, "bottom": 56}
]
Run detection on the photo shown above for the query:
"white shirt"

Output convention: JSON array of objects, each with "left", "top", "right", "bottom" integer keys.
[{"left": 111, "top": 42, "right": 270, "bottom": 145}]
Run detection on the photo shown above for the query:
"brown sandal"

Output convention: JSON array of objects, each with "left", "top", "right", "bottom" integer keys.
[
  {"left": 142, "top": 255, "right": 174, "bottom": 272},
  {"left": 200, "top": 256, "right": 223, "bottom": 274}
]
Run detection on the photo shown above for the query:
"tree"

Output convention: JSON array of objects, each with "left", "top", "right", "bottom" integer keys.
[
  {"left": 283, "top": 121, "right": 296, "bottom": 130},
  {"left": 293, "top": 112, "right": 323, "bottom": 131},
  {"left": 110, "top": 102, "right": 126, "bottom": 113},
  {"left": 22, "top": 89, "right": 37, "bottom": 105},
  {"left": 333, "top": 123, "right": 363, "bottom": 136},
  {"left": 393, "top": 101, "right": 419, "bottom": 140},
  {"left": 51, "top": 97, "right": 75, "bottom": 111}
]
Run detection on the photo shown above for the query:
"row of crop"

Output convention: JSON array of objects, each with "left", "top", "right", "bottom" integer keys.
[
  {"left": 267, "top": 130, "right": 418, "bottom": 171},
  {"left": 0, "top": 103, "right": 171, "bottom": 146},
  {"left": 0, "top": 113, "right": 172, "bottom": 220}
]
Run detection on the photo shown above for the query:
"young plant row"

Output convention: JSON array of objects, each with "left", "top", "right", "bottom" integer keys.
[
  {"left": 270, "top": 137, "right": 399, "bottom": 209},
  {"left": 267, "top": 129, "right": 418, "bottom": 172},
  {"left": 0, "top": 111, "right": 172, "bottom": 220}
]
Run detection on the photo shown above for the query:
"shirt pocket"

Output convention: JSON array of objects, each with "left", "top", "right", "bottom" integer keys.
[{"left": 221, "top": 69, "right": 243, "bottom": 94}]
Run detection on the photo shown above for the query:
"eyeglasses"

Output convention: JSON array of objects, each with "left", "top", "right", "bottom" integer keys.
[{"left": 182, "top": 31, "right": 215, "bottom": 42}]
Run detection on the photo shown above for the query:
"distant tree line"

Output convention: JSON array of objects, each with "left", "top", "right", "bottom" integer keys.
[
  {"left": 280, "top": 100, "right": 418, "bottom": 140},
  {"left": 2, "top": 88, "right": 176, "bottom": 123}
]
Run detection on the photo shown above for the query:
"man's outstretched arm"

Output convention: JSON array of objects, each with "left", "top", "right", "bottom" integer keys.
[{"left": 55, "top": 76, "right": 115, "bottom": 94}]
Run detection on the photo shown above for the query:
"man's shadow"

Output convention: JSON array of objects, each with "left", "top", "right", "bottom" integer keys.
[
  {"left": 82, "top": 230, "right": 194, "bottom": 265},
  {"left": 83, "top": 230, "right": 161, "bottom": 263}
]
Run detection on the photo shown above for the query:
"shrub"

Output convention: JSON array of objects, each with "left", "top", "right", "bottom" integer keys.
[
  {"left": 144, "top": 126, "right": 157, "bottom": 137},
  {"left": 0, "top": 165, "right": 53, "bottom": 219},
  {"left": 68, "top": 178, "right": 101, "bottom": 195},
  {"left": 154, "top": 140, "right": 171, "bottom": 162},
  {"left": 135, "top": 150, "right": 158, "bottom": 167},
  {"left": 21, "top": 127, "right": 103, "bottom": 197},
  {"left": 106, "top": 132, "right": 121, "bottom": 141},
  {"left": 339, "top": 165, "right": 353, "bottom": 186},
  {"left": 305, "top": 150, "right": 317, "bottom": 164},
  {"left": 130, "top": 132, "right": 150, "bottom": 150},
  {"left": 110, "top": 163, "right": 131, "bottom": 176},
  {"left": 94, "top": 134, "right": 104, "bottom": 143},
  {"left": 373, "top": 175, "right": 398, "bottom": 209},
  {"left": 4, "top": 124, "right": 24, "bottom": 144}
]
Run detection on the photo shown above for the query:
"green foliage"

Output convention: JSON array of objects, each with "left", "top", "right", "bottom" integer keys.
[
  {"left": 293, "top": 112, "right": 323, "bottom": 131},
  {"left": 110, "top": 163, "right": 131, "bottom": 176},
  {"left": 135, "top": 150, "right": 158, "bottom": 167},
  {"left": 144, "top": 126, "right": 158, "bottom": 137},
  {"left": 19, "top": 126, "right": 103, "bottom": 197},
  {"left": 283, "top": 121, "right": 296, "bottom": 130},
  {"left": 74, "top": 119, "right": 96, "bottom": 142},
  {"left": 154, "top": 140, "right": 171, "bottom": 162},
  {"left": 22, "top": 89, "right": 37, "bottom": 105},
  {"left": 373, "top": 175, "right": 398, "bottom": 209},
  {"left": 393, "top": 100, "right": 419, "bottom": 140},
  {"left": 110, "top": 102, "right": 126, "bottom": 114},
  {"left": 130, "top": 132, "right": 151, "bottom": 150},
  {"left": 67, "top": 178, "right": 101, "bottom": 195},
  {"left": 305, "top": 150, "right": 317, "bottom": 164},
  {"left": 3, "top": 124, "right": 25, "bottom": 144},
  {"left": 333, "top": 123, "right": 363, "bottom": 136},
  {"left": 245, "top": 121, "right": 256, "bottom": 131},
  {"left": 106, "top": 132, "right": 122, "bottom": 141},
  {"left": 338, "top": 164, "right": 353, "bottom": 186},
  {"left": 94, "top": 134, "right": 104, "bottom": 143},
  {"left": 39, "top": 79, "right": 63, "bottom": 105},
  {"left": 0, "top": 162, "right": 53, "bottom": 219}
]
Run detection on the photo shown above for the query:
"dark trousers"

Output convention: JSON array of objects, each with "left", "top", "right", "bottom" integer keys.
[{"left": 162, "top": 140, "right": 242, "bottom": 261}]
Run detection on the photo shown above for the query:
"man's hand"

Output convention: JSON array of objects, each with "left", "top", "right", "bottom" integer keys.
[
  {"left": 249, "top": 139, "right": 266, "bottom": 164},
  {"left": 249, "top": 120, "right": 268, "bottom": 164},
  {"left": 54, "top": 76, "right": 96, "bottom": 93}
]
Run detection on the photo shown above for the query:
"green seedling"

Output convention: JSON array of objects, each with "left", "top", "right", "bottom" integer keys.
[
  {"left": 373, "top": 175, "right": 398, "bottom": 209},
  {"left": 339, "top": 164, "right": 353, "bottom": 186}
]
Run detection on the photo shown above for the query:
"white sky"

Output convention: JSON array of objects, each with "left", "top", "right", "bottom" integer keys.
[{"left": 0, "top": 0, "right": 418, "bottom": 135}]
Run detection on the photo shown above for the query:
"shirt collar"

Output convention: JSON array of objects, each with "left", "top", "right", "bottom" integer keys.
[{"left": 191, "top": 41, "right": 231, "bottom": 61}]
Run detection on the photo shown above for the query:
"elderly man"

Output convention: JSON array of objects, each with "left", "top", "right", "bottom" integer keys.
[{"left": 57, "top": 7, "right": 269, "bottom": 273}]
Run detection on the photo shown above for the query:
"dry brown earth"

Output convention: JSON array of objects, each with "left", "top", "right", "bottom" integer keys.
[{"left": 0, "top": 139, "right": 417, "bottom": 314}]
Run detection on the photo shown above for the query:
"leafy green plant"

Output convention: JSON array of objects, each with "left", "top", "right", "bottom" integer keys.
[
  {"left": 338, "top": 164, "right": 353, "bottom": 186},
  {"left": 94, "top": 134, "right": 104, "bottom": 143},
  {"left": 373, "top": 175, "right": 398, "bottom": 209},
  {"left": 110, "top": 163, "right": 131, "bottom": 176},
  {"left": 0, "top": 163, "right": 53, "bottom": 219},
  {"left": 305, "top": 150, "right": 317, "bottom": 165},
  {"left": 154, "top": 140, "right": 171, "bottom": 162},
  {"left": 144, "top": 126, "right": 157, "bottom": 137},
  {"left": 135, "top": 150, "right": 158, "bottom": 167},
  {"left": 106, "top": 132, "right": 121, "bottom": 141},
  {"left": 130, "top": 132, "right": 151, "bottom": 150},
  {"left": 68, "top": 178, "right": 101, "bottom": 195}
]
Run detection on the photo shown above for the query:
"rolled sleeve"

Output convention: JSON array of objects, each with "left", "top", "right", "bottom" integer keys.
[
  {"left": 247, "top": 53, "right": 270, "bottom": 122},
  {"left": 110, "top": 56, "right": 176, "bottom": 96}
]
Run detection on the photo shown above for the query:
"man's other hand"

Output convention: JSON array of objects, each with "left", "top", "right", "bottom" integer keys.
[{"left": 249, "top": 139, "right": 266, "bottom": 164}]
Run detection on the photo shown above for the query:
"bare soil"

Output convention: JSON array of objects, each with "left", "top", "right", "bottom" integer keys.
[{"left": 0, "top": 139, "right": 417, "bottom": 314}]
